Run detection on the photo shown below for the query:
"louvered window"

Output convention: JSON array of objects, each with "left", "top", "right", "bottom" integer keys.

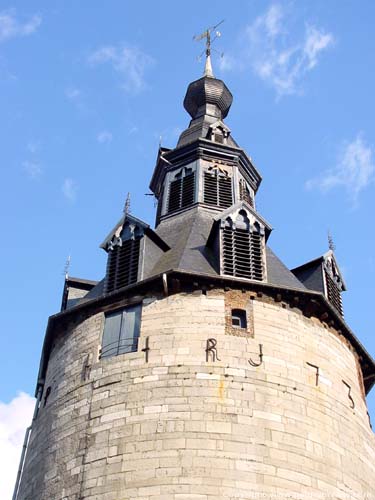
[
  {"left": 106, "top": 238, "right": 140, "bottom": 293},
  {"left": 156, "top": 187, "right": 164, "bottom": 221},
  {"left": 239, "top": 179, "right": 254, "bottom": 208},
  {"left": 222, "top": 213, "right": 263, "bottom": 281},
  {"left": 100, "top": 304, "right": 141, "bottom": 359},
  {"left": 325, "top": 270, "right": 343, "bottom": 316},
  {"left": 204, "top": 169, "right": 233, "bottom": 208},
  {"left": 167, "top": 168, "right": 195, "bottom": 214}
]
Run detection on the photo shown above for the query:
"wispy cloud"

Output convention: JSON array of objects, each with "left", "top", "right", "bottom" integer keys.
[
  {"left": 65, "top": 87, "right": 81, "bottom": 101},
  {"left": 23, "top": 160, "right": 42, "bottom": 179},
  {"left": 0, "top": 392, "right": 35, "bottom": 499},
  {"left": 62, "top": 178, "right": 78, "bottom": 202},
  {"left": 27, "top": 140, "right": 41, "bottom": 154},
  {"left": 97, "top": 130, "right": 113, "bottom": 144},
  {"left": 306, "top": 134, "right": 375, "bottom": 204},
  {"left": 0, "top": 9, "right": 41, "bottom": 43},
  {"left": 220, "top": 4, "right": 334, "bottom": 97},
  {"left": 88, "top": 44, "right": 155, "bottom": 93}
]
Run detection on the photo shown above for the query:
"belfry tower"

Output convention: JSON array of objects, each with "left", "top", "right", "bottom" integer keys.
[{"left": 15, "top": 49, "right": 375, "bottom": 500}]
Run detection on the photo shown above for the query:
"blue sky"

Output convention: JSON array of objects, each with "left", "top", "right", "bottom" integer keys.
[{"left": 1, "top": 1, "right": 375, "bottom": 496}]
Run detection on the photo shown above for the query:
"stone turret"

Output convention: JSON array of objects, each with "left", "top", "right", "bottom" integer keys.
[{"left": 14, "top": 51, "right": 375, "bottom": 500}]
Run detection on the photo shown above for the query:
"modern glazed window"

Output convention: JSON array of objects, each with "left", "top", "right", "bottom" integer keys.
[{"left": 100, "top": 304, "right": 141, "bottom": 359}]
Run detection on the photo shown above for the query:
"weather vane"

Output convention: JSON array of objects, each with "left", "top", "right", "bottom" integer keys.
[{"left": 193, "top": 20, "right": 224, "bottom": 76}]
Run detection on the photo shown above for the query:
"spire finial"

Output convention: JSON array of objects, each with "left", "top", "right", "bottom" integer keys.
[
  {"left": 328, "top": 230, "right": 336, "bottom": 252},
  {"left": 193, "top": 20, "right": 224, "bottom": 77},
  {"left": 124, "top": 192, "right": 131, "bottom": 215},
  {"left": 63, "top": 255, "right": 71, "bottom": 279}
]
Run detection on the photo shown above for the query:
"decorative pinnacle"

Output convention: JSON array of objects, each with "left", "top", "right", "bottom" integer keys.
[
  {"left": 193, "top": 20, "right": 224, "bottom": 77},
  {"left": 123, "top": 192, "right": 131, "bottom": 215},
  {"left": 63, "top": 255, "right": 71, "bottom": 279},
  {"left": 328, "top": 230, "right": 336, "bottom": 252}
]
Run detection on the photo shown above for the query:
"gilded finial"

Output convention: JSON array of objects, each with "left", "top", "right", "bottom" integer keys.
[{"left": 193, "top": 20, "right": 224, "bottom": 77}]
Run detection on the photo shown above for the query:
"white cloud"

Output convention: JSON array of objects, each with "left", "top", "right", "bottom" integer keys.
[
  {"left": 306, "top": 134, "right": 375, "bottom": 203},
  {"left": 27, "top": 140, "right": 41, "bottom": 154},
  {"left": 97, "top": 130, "right": 113, "bottom": 144},
  {"left": 88, "top": 44, "right": 154, "bottom": 93},
  {"left": 221, "top": 4, "right": 334, "bottom": 97},
  {"left": 23, "top": 160, "right": 42, "bottom": 179},
  {"left": 65, "top": 87, "right": 81, "bottom": 101},
  {"left": 0, "top": 392, "right": 35, "bottom": 500},
  {"left": 0, "top": 10, "right": 41, "bottom": 43},
  {"left": 62, "top": 178, "right": 78, "bottom": 202}
]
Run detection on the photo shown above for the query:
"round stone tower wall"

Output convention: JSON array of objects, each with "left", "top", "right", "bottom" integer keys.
[{"left": 18, "top": 289, "right": 375, "bottom": 499}]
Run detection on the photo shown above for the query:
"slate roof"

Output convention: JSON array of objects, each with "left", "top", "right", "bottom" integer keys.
[{"left": 150, "top": 206, "right": 306, "bottom": 290}]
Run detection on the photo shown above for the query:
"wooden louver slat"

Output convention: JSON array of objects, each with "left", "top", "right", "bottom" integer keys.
[
  {"left": 106, "top": 238, "right": 140, "bottom": 293},
  {"left": 239, "top": 179, "right": 254, "bottom": 208},
  {"left": 222, "top": 227, "right": 263, "bottom": 281},
  {"left": 204, "top": 172, "right": 233, "bottom": 208},
  {"left": 167, "top": 172, "right": 195, "bottom": 214},
  {"left": 325, "top": 270, "right": 343, "bottom": 316}
]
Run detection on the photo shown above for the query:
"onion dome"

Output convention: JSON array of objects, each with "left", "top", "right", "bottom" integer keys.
[{"left": 183, "top": 58, "right": 233, "bottom": 121}]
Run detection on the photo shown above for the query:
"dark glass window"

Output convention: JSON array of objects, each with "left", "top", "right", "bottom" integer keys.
[
  {"left": 100, "top": 304, "right": 141, "bottom": 359},
  {"left": 231, "top": 309, "right": 247, "bottom": 329}
]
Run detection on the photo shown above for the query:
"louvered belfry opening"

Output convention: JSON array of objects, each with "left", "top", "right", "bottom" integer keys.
[
  {"left": 204, "top": 167, "right": 233, "bottom": 209},
  {"left": 239, "top": 178, "right": 254, "bottom": 208},
  {"left": 105, "top": 221, "right": 142, "bottom": 294},
  {"left": 222, "top": 212, "right": 263, "bottom": 281},
  {"left": 324, "top": 269, "right": 343, "bottom": 316},
  {"left": 167, "top": 167, "right": 195, "bottom": 214}
]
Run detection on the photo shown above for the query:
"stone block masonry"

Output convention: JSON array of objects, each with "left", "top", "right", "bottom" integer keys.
[{"left": 17, "top": 290, "right": 375, "bottom": 499}]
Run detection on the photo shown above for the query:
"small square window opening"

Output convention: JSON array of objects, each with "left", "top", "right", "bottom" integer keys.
[{"left": 231, "top": 309, "right": 247, "bottom": 329}]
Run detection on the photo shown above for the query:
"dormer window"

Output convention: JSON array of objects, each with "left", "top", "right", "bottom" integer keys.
[
  {"left": 167, "top": 167, "right": 195, "bottom": 214},
  {"left": 204, "top": 165, "right": 233, "bottom": 209},
  {"left": 324, "top": 258, "right": 344, "bottom": 316},
  {"left": 221, "top": 210, "right": 264, "bottom": 281},
  {"left": 105, "top": 221, "right": 142, "bottom": 293},
  {"left": 208, "top": 121, "right": 230, "bottom": 145}
]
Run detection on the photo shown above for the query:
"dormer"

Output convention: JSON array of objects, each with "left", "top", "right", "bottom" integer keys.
[
  {"left": 207, "top": 202, "right": 272, "bottom": 281},
  {"left": 207, "top": 120, "right": 231, "bottom": 145},
  {"left": 101, "top": 213, "right": 169, "bottom": 293},
  {"left": 291, "top": 250, "right": 346, "bottom": 316}
]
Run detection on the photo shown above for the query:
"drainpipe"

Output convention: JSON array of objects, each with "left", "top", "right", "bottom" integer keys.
[{"left": 12, "top": 385, "right": 43, "bottom": 500}]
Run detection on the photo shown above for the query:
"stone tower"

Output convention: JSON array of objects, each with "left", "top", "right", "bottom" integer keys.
[{"left": 14, "top": 52, "right": 375, "bottom": 500}]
